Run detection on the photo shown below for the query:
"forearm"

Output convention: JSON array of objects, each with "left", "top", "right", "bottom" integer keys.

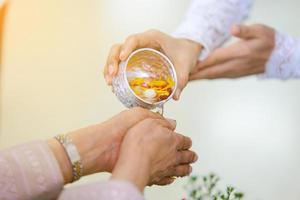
[
  {"left": 173, "top": 0, "right": 253, "bottom": 59},
  {"left": 57, "top": 180, "right": 144, "bottom": 200},
  {"left": 264, "top": 31, "right": 300, "bottom": 79},
  {"left": 0, "top": 141, "right": 64, "bottom": 200}
]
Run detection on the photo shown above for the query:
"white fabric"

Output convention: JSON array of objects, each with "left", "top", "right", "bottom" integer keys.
[
  {"left": 173, "top": 0, "right": 300, "bottom": 79},
  {"left": 173, "top": 0, "right": 252, "bottom": 59},
  {"left": 264, "top": 32, "right": 300, "bottom": 79}
]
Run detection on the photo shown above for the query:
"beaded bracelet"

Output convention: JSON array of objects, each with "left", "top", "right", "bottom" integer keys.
[{"left": 55, "top": 134, "right": 83, "bottom": 182}]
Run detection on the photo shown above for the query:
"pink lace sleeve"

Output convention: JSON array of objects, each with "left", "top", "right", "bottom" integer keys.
[
  {"left": 264, "top": 31, "right": 300, "bottom": 79},
  {"left": 0, "top": 141, "right": 64, "bottom": 200},
  {"left": 173, "top": 0, "right": 252, "bottom": 59},
  {"left": 57, "top": 180, "right": 144, "bottom": 200}
]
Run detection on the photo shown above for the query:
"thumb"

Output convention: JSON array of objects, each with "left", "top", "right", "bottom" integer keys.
[
  {"left": 231, "top": 24, "right": 261, "bottom": 39},
  {"left": 173, "top": 70, "right": 188, "bottom": 101}
]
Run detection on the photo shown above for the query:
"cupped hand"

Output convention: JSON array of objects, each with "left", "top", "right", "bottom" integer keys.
[
  {"left": 48, "top": 107, "right": 162, "bottom": 183},
  {"left": 104, "top": 30, "right": 203, "bottom": 100},
  {"left": 189, "top": 24, "right": 275, "bottom": 80},
  {"left": 111, "top": 118, "right": 198, "bottom": 191}
]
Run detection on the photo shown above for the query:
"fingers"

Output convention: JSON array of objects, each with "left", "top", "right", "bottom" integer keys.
[
  {"left": 172, "top": 58, "right": 191, "bottom": 100},
  {"left": 189, "top": 60, "right": 239, "bottom": 80},
  {"left": 173, "top": 165, "right": 193, "bottom": 177},
  {"left": 197, "top": 43, "right": 242, "bottom": 69},
  {"left": 153, "top": 165, "right": 193, "bottom": 186},
  {"left": 231, "top": 24, "right": 262, "bottom": 39},
  {"left": 151, "top": 118, "right": 177, "bottom": 131},
  {"left": 114, "top": 107, "right": 163, "bottom": 131},
  {"left": 128, "top": 107, "right": 163, "bottom": 121},
  {"left": 173, "top": 71, "right": 188, "bottom": 101},
  {"left": 104, "top": 44, "right": 122, "bottom": 85},
  {"left": 153, "top": 177, "right": 175, "bottom": 186},
  {"left": 116, "top": 108, "right": 177, "bottom": 135},
  {"left": 178, "top": 150, "right": 198, "bottom": 164},
  {"left": 119, "top": 30, "right": 162, "bottom": 61},
  {"left": 119, "top": 35, "right": 140, "bottom": 61},
  {"left": 175, "top": 133, "right": 192, "bottom": 150},
  {"left": 104, "top": 30, "right": 164, "bottom": 85},
  {"left": 164, "top": 165, "right": 193, "bottom": 178}
]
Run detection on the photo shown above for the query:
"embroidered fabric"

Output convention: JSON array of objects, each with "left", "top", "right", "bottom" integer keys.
[
  {"left": 264, "top": 32, "right": 300, "bottom": 79},
  {"left": 58, "top": 180, "right": 144, "bottom": 200},
  {"left": 0, "top": 141, "right": 144, "bottom": 200},
  {"left": 173, "top": 0, "right": 252, "bottom": 59},
  {"left": 0, "top": 141, "right": 64, "bottom": 200}
]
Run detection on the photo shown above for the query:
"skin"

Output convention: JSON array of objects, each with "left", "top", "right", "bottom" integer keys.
[
  {"left": 48, "top": 107, "right": 198, "bottom": 189},
  {"left": 111, "top": 118, "right": 197, "bottom": 192},
  {"left": 104, "top": 24, "right": 275, "bottom": 98},
  {"left": 103, "top": 30, "right": 203, "bottom": 100},
  {"left": 189, "top": 24, "right": 276, "bottom": 80}
]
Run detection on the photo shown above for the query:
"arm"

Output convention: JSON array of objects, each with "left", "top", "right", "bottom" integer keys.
[
  {"left": 58, "top": 118, "right": 196, "bottom": 200},
  {"left": 57, "top": 181, "right": 144, "bottom": 200},
  {"left": 0, "top": 108, "right": 160, "bottom": 200},
  {"left": 173, "top": 0, "right": 253, "bottom": 59},
  {"left": 0, "top": 109, "right": 197, "bottom": 200},
  {"left": 0, "top": 141, "right": 64, "bottom": 200},
  {"left": 0, "top": 141, "right": 144, "bottom": 200},
  {"left": 103, "top": 0, "right": 253, "bottom": 99},
  {"left": 188, "top": 24, "right": 300, "bottom": 80}
]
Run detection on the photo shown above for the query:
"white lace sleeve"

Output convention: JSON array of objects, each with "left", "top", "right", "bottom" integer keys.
[
  {"left": 264, "top": 32, "right": 300, "bottom": 79},
  {"left": 173, "top": 0, "right": 253, "bottom": 60}
]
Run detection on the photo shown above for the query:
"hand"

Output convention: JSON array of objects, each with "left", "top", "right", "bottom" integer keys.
[
  {"left": 189, "top": 24, "right": 275, "bottom": 80},
  {"left": 104, "top": 30, "right": 203, "bottom": 100},
  {"left": 48, "top": 107, "right": 162, "bottom": 183},
  {"left": 111, "top": 118, "right": 198, "bottom": 192}
]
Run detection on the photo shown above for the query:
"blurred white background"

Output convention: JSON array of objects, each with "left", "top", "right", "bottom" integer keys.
[{"left": 1, "top": 0, "right": 300, "bottom": 199}]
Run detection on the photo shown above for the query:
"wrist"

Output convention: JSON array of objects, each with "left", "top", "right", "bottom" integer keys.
[
  {"left": 69, "top": 122, "right": 119, "bottom": 174},
  {"left": 48, "top": 138, "right": 73, "bottom": 184},
  {"left": 184, "top": 38, "right": 203, "bottom": 55},
  {"left": 111, "top": 150, "right": 151, "bottom": 192}
]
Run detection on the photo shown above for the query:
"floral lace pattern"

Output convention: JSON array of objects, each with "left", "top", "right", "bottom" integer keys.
[
  {"left": 264, "top": 32, "right": 300, "bottom": 79},
  {"left": 58, "top": 181, "right": 144, "bottom": 200},
  {"left": 0, "top": 141, "right": 144, "bottom": 200},
  {"left": 0, "top": 141, "right": 64, "bottom": 200},
  {"left": 173, "top": 0, "right": 252, "bottom": 59}
]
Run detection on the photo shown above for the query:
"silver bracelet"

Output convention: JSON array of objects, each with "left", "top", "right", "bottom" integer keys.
[{"left": 55, "top": 134, "right": 83, "bottom": 182}]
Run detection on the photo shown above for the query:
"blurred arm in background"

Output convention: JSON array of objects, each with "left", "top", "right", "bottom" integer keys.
[{"left": 189, "top": 24, "right": 300, "bottom": 80}]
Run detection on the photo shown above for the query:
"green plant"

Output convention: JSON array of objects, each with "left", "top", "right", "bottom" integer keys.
[{"left": 183, "top": 173, "right": 244, "bottom": 200}]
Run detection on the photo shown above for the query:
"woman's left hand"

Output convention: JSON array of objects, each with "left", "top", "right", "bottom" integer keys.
[{"left": 189, "top": 24, "right": 275, "bottom": 80}]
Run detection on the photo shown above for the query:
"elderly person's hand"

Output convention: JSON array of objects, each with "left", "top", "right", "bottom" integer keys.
[
  {"left": 111, "top": 117, "right": 197, "bottom": 191},
  {"left": 48, "top": 107, "right": 163, "bottom": 183},
  {"left": 103, "top": 30, "right": 203, "bottom": 100},
  {"left": 189, "top": 24, "right": 275, "bottom": 80}
]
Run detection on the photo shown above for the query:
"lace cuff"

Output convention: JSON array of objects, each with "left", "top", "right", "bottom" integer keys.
[
  {"left": 173, "top": 0, "right": 252, "bottom": 60},
  {"left": 264, "top": 31, "right": 300, "bottom": 79}
]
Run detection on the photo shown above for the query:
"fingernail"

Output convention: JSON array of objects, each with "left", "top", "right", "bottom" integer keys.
[
  {"left": 193, "top": 154, "right": 198, "bottom": 162},
  {"left": 166, "top": 118, "right": 177, "bottom": 127},
  {"left": 189, "top": 166, "right": 193, "bottom": 174},
  {"left": 108, "top": 64, "right": 115, "bottom": 76},
  {"left": 174, "top": 89, "right": 181, "bottom": 100}
]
